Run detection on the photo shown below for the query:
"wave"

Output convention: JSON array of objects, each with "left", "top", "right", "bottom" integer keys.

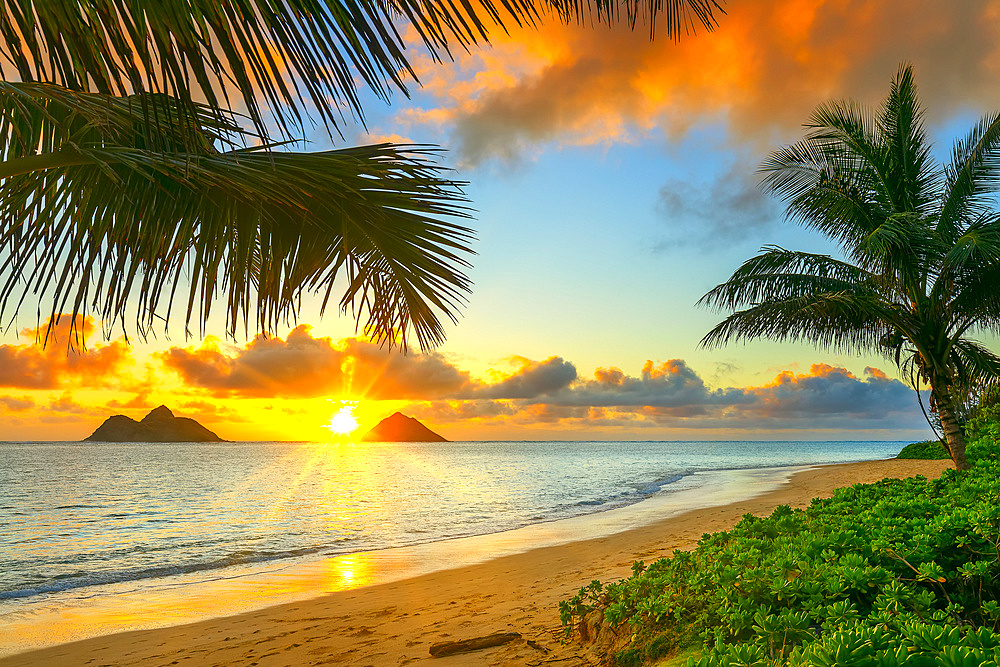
[{"left": 0, "top": 543, "right": 351, "bottom": 601}]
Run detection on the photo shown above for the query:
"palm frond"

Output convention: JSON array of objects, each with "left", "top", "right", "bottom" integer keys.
[
  {"left": 938, "top": 111, "right": 1000, "bottom": 242},
  {"left": 697, "top": 246, "right": 880, "bottom": 310},
  {"left": 949, "top": 338, "right": 1000, "bottom": 388},
  {"left": 0, "top": 0, "right": 723, "bottom": 140},
  {"left": 0, "top": 85, "right": 474, "bottom": 348},
  {"left": 759, "top": 119, "right": 887, "bottom": 252},
  {"left": 941, "top": 214, "right": 1000, "bottom": 271},
  {"left": 878, "top": 64, "right": 938, "bottom": 216},
  {"left": 700, "top": 292, "right": 896, "bottom": 353}
]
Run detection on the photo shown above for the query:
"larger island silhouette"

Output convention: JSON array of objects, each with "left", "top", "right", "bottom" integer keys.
[{"left": 85, "top": 406, "right": 224, "bottom": 442}]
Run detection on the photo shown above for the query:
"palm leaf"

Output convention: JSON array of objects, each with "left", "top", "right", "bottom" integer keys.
[
  {"left": 0, "top": 0, "right": 724, "bottom": 140},
  {"left": 697, "top": 246, "right": 881, "bottom": 311},
  {"left": 949, "top": 338, "right": 1000, "bottom": 387},
  {"left": 700, "top": 291, "right": 897, "bottom": 353},
  {"left": 0, "top": 84, "right": 473, "bottom": 348},
  {"left": 938, "top": 112, "right": 1000, "bottom": 243}
]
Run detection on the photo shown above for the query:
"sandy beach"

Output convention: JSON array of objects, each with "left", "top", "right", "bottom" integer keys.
[{"left": 0, "top": 458, "right": 950, "bottom": 667}]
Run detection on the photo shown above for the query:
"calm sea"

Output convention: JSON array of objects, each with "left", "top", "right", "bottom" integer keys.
[{"left": 0, "top": 439, "right": 906, "bottom": 611}]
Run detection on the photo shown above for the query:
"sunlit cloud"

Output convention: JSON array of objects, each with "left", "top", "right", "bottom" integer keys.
[
  {"left": 390, "top": 0, "right": 1000, "bottom": 166},
  {"left": 0, "top": 317, "right": 132, "bottom": 389},
  {"left": 157, "top": 325, "right": 476, "bottom": 399},
  {"left": 0, "top": 395, "right": 34, "bottom": 412},
  {"left": 157, "top": 327, "right": 922, "bottom": 435}
]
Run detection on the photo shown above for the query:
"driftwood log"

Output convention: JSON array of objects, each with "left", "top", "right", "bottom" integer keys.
[{"left": 429, "top": 632, "right": 522, "bottom": 657}]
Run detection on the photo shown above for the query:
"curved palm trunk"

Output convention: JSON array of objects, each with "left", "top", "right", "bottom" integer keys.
[{"left": 933, "top": 386, "right": 971, "bottom": 471}]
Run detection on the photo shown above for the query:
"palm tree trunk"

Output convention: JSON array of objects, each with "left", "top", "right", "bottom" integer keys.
[{"left": 934, "top": 387, "right": 971, "bottom": 471}]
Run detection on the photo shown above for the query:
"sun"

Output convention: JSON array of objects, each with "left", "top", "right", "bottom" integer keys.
[{"left": 326, "top": 401, "right": 359, "bottom": 436}]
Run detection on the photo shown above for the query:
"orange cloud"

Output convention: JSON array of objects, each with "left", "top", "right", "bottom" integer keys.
[
  {"left": 158, "top": 325, "right": 476, "bottom": 399},
  {"left": 0, "top": 395, "right": 34, "bottom": 411},
  {"left": 397, "top": 1, "right": 1000, "bottom": 164},
  {"left": 0, "top": 317, "right": 131, "bottom": 389}
]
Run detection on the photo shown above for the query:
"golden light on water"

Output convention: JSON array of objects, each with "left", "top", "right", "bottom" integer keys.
[{"left": 326, "top": 401, "right": 359, "bottom": 436}]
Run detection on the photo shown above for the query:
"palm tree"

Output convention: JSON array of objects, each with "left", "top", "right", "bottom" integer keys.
[
  {"left": 700, "top": 65, "right": 1000, "bottom": 471},
  {"left": 0, "top": 0, "right": 722, "bottom": 349}
]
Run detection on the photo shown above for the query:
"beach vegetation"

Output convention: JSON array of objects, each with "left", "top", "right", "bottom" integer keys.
[
  {"left": 0, "top": 0, "right": 721, "bottom": 348},
  {"left": 700, "top": 65, "right": 1000, "bottom": 471},
  {"left": 560, "top": 413, "right": 1000, "bottom": 666},
  {"left": 896, "top": 440, "right": 950, "bottom": 459}
]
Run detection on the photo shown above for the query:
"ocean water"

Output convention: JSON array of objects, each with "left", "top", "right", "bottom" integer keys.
[{"left": 0, "top": 439, "right": 906, "bottom": 608}]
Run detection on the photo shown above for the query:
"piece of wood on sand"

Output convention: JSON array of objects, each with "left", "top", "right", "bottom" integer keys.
[{"left": 429, "top": 632, "right": 522, "bottom": 657}]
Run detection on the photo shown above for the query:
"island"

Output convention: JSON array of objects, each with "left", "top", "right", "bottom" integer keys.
[
  {"left": 84, "top": 405, "right": 225, "bottom": 442},
  {"left": 360, "top": 412, "right": 447, "bottom": 442}
]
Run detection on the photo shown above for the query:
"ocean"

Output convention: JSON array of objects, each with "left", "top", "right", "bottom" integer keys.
[{"left": 0, "top": 439, "right": 906, "bottom": 654}]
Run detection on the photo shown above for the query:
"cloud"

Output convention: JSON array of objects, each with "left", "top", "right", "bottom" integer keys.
[
  {"left": 0, "top": 395, "right": 34, "bottom": 411},
  {"left": 655, "top": 159, "right": 780, "bottom": 248},
  {"left": 558, "top": 358, "right": 750, "bottom": 407},
  {"left": 107, "top": 394, "right": 154, "bottom": 410},
  {"left": 158, "top": 325, "right": 476, "bottom": 399},
  {"left": 0, "top": 317, "right": 132, "bottom": 389},
  {"left": 482, "top": 355, "right": 577, "bottom": 398},
  {"left": 736, "top": 364, "right": 916, "bottom": 421},
  {"left": 156, "top": 326, "right": 925, "bottom": 435},
  {"left": 406, "top": 360, "right": 926, "bottom": 435},
  {"left": 396, "top": 1, "right": 1000, "bottom": 165},
  {"left": 161, "top": 331, "right": 584, "bottom": 401}
]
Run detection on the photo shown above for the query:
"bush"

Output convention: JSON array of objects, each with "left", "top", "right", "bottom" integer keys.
[
  {"left": 896, "top": 440, "right": 950, "bottom": 459},
  {"left": 562, "top": 415, "right": 1000, "bottom": 666}
]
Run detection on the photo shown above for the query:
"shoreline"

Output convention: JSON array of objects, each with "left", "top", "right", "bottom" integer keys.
[
  {"left": 0, "top": 458, "right": 951, "bottom": 666},
  {"left": 0, "top": 464, "right": 807, "bottom": 657}
]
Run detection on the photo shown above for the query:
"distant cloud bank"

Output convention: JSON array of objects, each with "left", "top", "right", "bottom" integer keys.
[
  {"left": 0, "top": 320, "right": 928, "bottom": 438},
  {"left": 155, "top": 326, "right": 925, "bottom": 435}
]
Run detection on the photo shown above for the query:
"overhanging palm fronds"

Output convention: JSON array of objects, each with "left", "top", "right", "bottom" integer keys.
[
  {"left": 0, "top": 1, "right": 725, "bottom": 350},
  {"left": 702, "top": 65, "right": 1000, "bottom": 471},
  {"left": 0, "top": 0, "right": 724, "bottom": 139},
  {"left": 0, "top": 82, "right": 473, "bottom": 349}
]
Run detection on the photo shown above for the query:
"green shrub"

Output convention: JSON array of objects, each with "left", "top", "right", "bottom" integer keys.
[
  {"left": 564, "top": 414, "right": 1000, "bottom": 666},
  {"left": 896, "top": 440, "right": 950, "bottom": 459}
]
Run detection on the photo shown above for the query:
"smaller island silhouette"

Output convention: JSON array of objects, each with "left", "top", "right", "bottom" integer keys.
[
  {"left": 361, "top": 412, "right": 447, "bottom": 442},
  {"left": 84, "top": 405, "right": 224, "bottom": 442}
]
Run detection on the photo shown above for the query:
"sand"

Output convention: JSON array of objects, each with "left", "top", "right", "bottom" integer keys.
[{"left": 0, "top": 458, "right": 951, "bottom": 667}]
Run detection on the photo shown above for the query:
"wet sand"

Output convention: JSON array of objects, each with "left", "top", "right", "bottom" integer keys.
[{"left": 0, "top": 458, "right": 950, "bottom": 667}]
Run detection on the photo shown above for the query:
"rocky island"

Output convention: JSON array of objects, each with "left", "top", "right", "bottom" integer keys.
[
  {"left": 84, "top": 405, "right": 224, "bottom": 442},
  {"left": 360, "top": 412, "right": 447, "bottom": 442}
]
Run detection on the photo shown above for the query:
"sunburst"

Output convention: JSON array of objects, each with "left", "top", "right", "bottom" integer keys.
[{"left": 326, "top": 401, "right": 359, "bottom": 436}]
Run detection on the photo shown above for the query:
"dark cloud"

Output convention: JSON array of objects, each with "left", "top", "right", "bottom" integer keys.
[
  {"left": 482, "top": 356, "right": 577, "bottom": 398},
  {"left": 654, "top": 161, "right": 780, "bottom": 248},
  {"left": 406, "top": 361, "right": 926, "bottom": 434},
  {"left": 558, "top": 359, "right": 751, "bottom": 407},
  {"left": 738, "top": 364, "right": 916, "bottom": 421}
]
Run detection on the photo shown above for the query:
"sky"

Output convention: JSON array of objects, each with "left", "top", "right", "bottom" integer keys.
[{"left": 3, "top": 0, "right": 1000, "bottom": 442}]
